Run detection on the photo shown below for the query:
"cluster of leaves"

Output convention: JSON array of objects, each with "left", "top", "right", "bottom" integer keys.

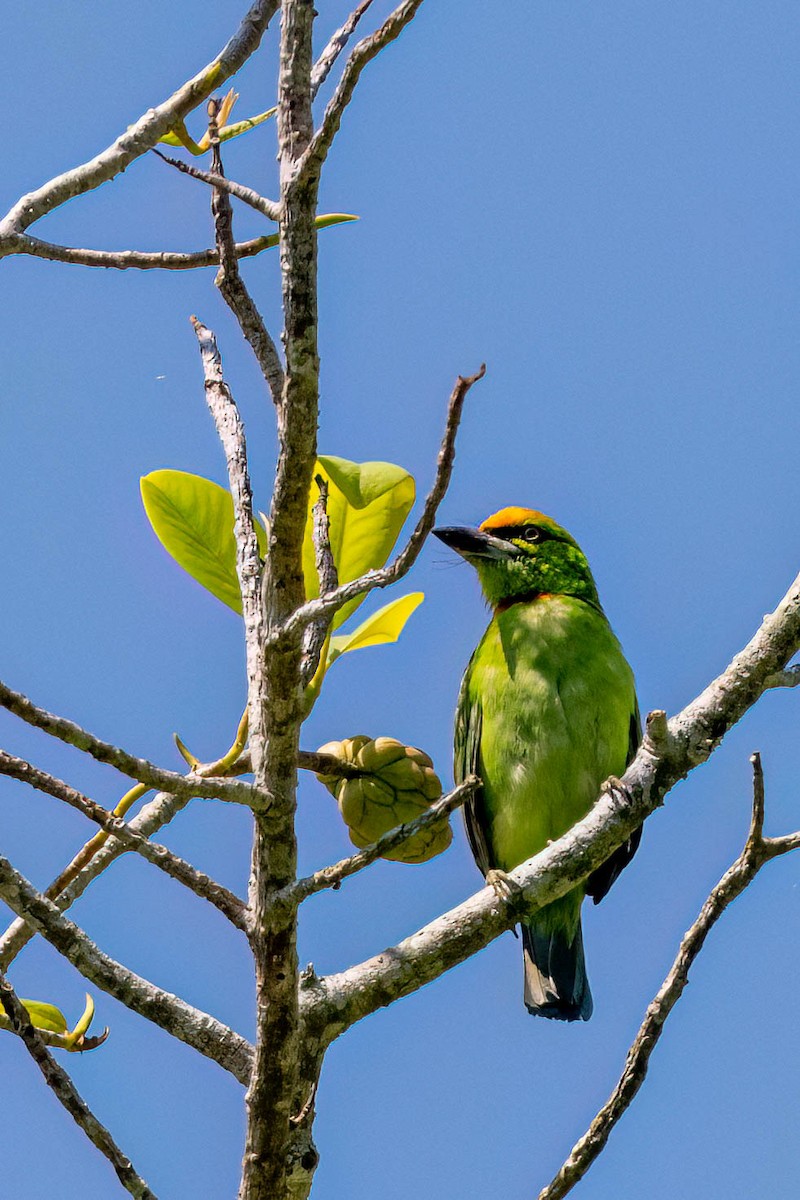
[
  {"left": 140, "top": 455, "right": 422, "bottom": 697},
  {"left": 140, "top": 455, "right": 453, "bottom": 863}
]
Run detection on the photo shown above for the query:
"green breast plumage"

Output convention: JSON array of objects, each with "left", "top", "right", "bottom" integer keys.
[{"left": 455, "top": 594, "right": 636, "bottom": 877}]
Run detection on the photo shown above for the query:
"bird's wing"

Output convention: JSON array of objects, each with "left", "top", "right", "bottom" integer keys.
[
  {"left": 585, "top": 701, "right": 642, "bottom": 904},
  {"left": 454, "top": 670, "right": 494, "bottom": 877}
]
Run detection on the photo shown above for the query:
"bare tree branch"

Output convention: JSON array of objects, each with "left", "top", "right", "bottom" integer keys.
[
  {"left": 153, "top": 147, "right": 281, "bottom": 220},
  {"left": 295, "top": 749, "right": 361, "bottom": 777},
  {"left": 273, "top": 364, "right": 485, "bottom": 646},
  {"left": 299, "top": 476, "right": 338, "bottom": 687},
  {"left": 300, "top": 566, "right": 800, "bottom": 1044},
  {"left": 6, "top": 231, "right": 283, "bottom": 271},
  {"left": 0, "top": 679, "right": 260, "bottom": 805},
  {"left": 205, "top": 105, "right": 287, "bottom": 407},
  {"left": 239, "top": 2, "right": 321, "bottom": 1195},
  {"left": 0, "top": 976, "right": 156, "bottom": 1199},
  {"left": 0, "top": 752, "right": 248, "bottom": 932},
  {"left": 311, "top": 0, "right": 376, "bottom": 98},
  {"left": 536, "top": 753, "right": 798, "bottom": 1200},
  {"left": 0, "top": 853, "right": 254, "bottom": 1084},
  {"left": 765, "top": 663, "right": 800, "bottom": 688},
  {"left": 299, "top": 0, "right": 425, "bottom": 179},
  {"left": 281, "top": 777, "right": 478, "bottom": 909},
  {"left": 0, "top": 789, "right": 192, "bottom": 969},
  {"left": 0, "top": 0, "right": 280, "bottom": 246}
]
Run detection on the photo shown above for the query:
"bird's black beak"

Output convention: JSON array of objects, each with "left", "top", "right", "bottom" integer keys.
[{"left": 433, "top": 526, "right": 514, "bottom": 560}]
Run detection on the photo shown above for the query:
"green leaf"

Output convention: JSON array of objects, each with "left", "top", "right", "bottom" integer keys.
[
  {"left": 303, "top": 457, "right": 416, "bottom": 630},
  {"left": 0, "top": 999, "right": 69, "bottom": 1035},
  {"left": 141, "top": 470, "right": 266, "bottom": 614},
  {"left": 248, "top": 214, "right": 358, "bottom": 246},
  {"left": 159, "top": 106, "right": 277, "bottom": 155},
  {"left": 326, "top": 593, "right": 424, "bottom": 668}
]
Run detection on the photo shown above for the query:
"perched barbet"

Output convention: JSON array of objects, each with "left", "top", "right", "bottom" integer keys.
[
  {"left": 316, "top": 735, "right": 451, "bottom": 863},
  {"left": 434, "top": 508, "right": 641, "bottom": 1021}
]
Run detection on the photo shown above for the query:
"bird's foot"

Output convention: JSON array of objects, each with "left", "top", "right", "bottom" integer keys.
[
  {"left": 485, "top": 868, "right": 522, "bottom": 903},
  {"left": 601, "top": 775, "right": 634, "bottom": 807}
]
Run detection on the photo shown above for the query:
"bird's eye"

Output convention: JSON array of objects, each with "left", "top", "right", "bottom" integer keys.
[{"left": 523, "top": 526, "right": 542, "bottom": 543}]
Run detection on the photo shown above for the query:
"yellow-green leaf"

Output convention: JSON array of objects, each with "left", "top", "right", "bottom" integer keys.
[
  {"left": 159, "top": 105, "right": 277, "bottom": 155},
  {"left": 141, "top": 470, "right": 266, "bottom": 614},
  {"left": 245, "top": 214, "right": 358, "bottom": 245},
  {"left": 302, "top": 457, "right": 415, "bottom": 630},
  {"left": 326, "top": 593, "right": 424, "bottom": 668},
  {"left": 0, "top": 999, "right": 68, "bottom": 1035}
]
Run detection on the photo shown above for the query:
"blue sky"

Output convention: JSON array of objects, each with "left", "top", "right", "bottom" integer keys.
[{"left": 2, "top": 2, "right": 800, "bottom": 1196}]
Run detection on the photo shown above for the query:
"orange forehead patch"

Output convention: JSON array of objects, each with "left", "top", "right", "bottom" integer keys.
[{"left": 479, "top": 507, "right": 553, "bottom": 532}]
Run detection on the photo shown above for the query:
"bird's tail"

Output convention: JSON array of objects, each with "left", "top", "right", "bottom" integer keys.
[{"left": 521, "top": 913, "right": 593, "bottom": 1022}]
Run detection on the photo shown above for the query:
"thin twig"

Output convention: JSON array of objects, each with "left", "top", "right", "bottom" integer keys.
[
  {"left": 282, "top": 777, "right": 478, "bottom": 908},
  {"left": 300, "top": 476, "right": 339, "bottom": 687},
  {"left": 191, "top": 312, "right": 263, "bottom": 620},
  {"left": 199, "top": 746, "right": 365, "bottom": 779},
  {"left": 298, "top": 0, "right": 425, "bottom": 180},
  {"left": 0, "top": 976, "right": 156, "bottom": 1199},
  {"left": 191, "top": 311, "right": 270, "bottom": 803},
  {"left": 536, "top": 753, "right": 794, "bottom": 1200},
  {"left": 152, "top": 148, "right": 281, "bottom": 220},
  {"left": 0, "top": 752, "right": 248, "bottom": 932},
  {"left": 0, "top": 679, "right": 259, "bottom": 805},
  {"left": 0, "top": 854, "right": 253, "bottom": 1084},
  {"left": 311, "top": 0, "right": 376, "bottom": 98},
  {"left": 206, "top": 103, "right": 286, "bottom": 407},
  {"left": 764, "top": 664, "right": 800, "bottom": 689},
  {"left": 274, "top": 364, "right": 485, "bottom": 645}
]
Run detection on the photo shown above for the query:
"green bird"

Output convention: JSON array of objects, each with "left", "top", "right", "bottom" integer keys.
[{"left": 434, "top": 507, "right": 640, "bottom": 1021}]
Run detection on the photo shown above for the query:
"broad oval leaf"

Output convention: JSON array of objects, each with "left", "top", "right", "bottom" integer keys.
[
  {"left": 141, "top": 470, "right": 266, "bottom": 614},
  {"left": 326, "top": 593, "right": 424, "bottom": 668},
  {"left": 0, "top": 999, "right": 69, "bottom": 1035},
  {"left": 303, "top": 457, "right": 415, "bottom": 630}
]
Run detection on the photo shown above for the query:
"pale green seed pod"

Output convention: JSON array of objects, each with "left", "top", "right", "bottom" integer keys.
[{"left": 315, "top": 736, "right": 451, "bottom": 864}]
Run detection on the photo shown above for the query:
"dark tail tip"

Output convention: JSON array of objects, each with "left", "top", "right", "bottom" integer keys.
[{"left": 521, "top": 920, "right": 593, "bottom": 1022}]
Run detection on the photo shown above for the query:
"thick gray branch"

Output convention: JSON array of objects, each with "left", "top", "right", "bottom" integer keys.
[
  {"left": 239, "top": 3, "right": 319, "bottom": 1196},
  {"left": 301, "top": 568, "right": 800, "bottom": 1043},
  {"left": 0, "top": 854, "right": 253, "bottom": 1084},
  {"left": 0, "top": 976, "right": 156, "bottom": 1199}
]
